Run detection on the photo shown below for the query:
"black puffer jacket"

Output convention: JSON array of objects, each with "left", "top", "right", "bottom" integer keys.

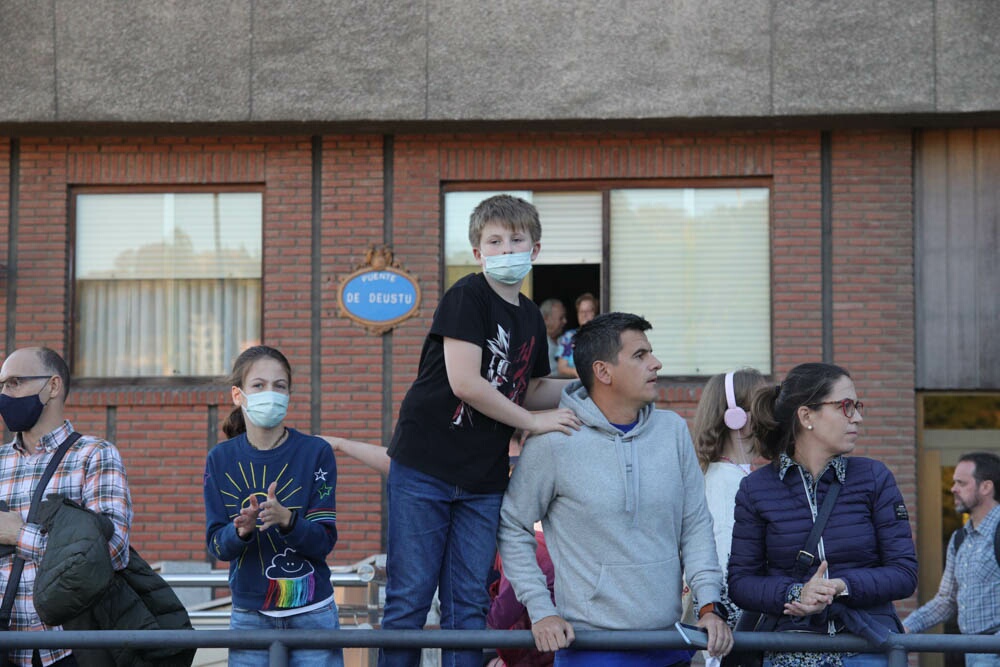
[{"left": 32, "top": 494, "right": 195, "bottom": 667}]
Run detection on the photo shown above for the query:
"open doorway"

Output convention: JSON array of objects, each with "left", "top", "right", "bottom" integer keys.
[
  {"left": 532, "top": 263, "right": 600, "bottom": 379},
  {"left": 532, "top": 264, "right": 600, "bottom": 330},
  {"left": 916, "top": 393, "right": 1000, "bottom": 667}
]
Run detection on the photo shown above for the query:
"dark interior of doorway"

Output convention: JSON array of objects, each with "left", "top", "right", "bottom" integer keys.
[{"left": 532, "top": 264, "right": 600, "bottom": 329}]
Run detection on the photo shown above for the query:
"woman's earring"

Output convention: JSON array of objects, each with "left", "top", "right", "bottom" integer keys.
[{"left": 806, "top": 425, "right": 814, "bottom": 430}]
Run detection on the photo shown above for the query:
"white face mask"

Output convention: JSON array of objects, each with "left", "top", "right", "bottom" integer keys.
[
  {"left": 483, "top": 251, "right": 533, "bottom": 285},
  {"left": 240, "top": 390, "right": 289, "bottom": 429}
]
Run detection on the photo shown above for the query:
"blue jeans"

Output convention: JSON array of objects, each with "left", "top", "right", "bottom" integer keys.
[
  {"left": 379, "top": 461, "right": 503, "bottom": 667},
  {"left": 966, "top": 653, "right": 1000, "bottom": 667},
  {"left": 229, "top": 602, "right": 344, "bottom": 667},
  {"left": 764, "top": 656, "right": 886, "bottom": 667},
  {"left": 555, "top": 648, "right": 693, "bottom": 666}
]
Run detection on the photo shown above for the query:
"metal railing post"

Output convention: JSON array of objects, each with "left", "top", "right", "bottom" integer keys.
[
  {"left": 268, "top": 640, "right": 289, "bottom": 667},
  {"left": 367, "top": 578, "right": 381, "bottom": 667},
  {"left": 887, "top": 645, "right": 908, "bottom": 667}
]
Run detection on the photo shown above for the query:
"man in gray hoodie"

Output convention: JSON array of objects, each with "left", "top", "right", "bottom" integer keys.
[{"left": 498, "top": 312, "right": 733, "bottom": 665}]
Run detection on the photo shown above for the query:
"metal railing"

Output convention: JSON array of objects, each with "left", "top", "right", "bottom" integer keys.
[
  {"left": 1, "top": 628, "right": 1000, "bottom": 667},
  {"left": 15, "top": 561, "right": 993, "bottom": 665}
]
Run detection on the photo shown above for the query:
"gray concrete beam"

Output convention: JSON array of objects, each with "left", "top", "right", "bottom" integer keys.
[
  {"left": 250, "top": 0, "right": 427, "bottom": 121},
  {"left": 936, "top": 1, "right": 1000, "bottom": 112},
  {"left": 54, "top": 0, "right": 252, "bottom": 121},
  {"left": 771, "top": 0, "right": 935, "bottom": 115},
  {"left": 0, "top": 0, "right": 997, "bottom": 125},
  {"left": 425, "top": 0, "right": 772, "bottom": 120},
  {"left": 0, "top": 1, "right": 57, "bottom": 121}
]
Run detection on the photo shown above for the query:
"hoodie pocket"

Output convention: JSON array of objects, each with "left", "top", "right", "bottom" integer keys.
[{"left": 586, "top": 557, "right": 679, "bottom": 630}]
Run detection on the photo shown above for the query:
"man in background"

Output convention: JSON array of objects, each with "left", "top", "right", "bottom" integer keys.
[
  {"left": 539, "top": 298, "right": 567, "bottom": 376},
  {"left": 904, "top": 451, "right": 1000, "bottom": 666}
]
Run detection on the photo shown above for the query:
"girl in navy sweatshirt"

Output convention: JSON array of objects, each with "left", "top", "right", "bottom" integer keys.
[{"left": 204, "top": 345, "right": 343, "bottom": 667}]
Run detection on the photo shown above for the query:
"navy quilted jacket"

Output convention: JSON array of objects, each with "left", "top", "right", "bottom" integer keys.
[{"left": 728, "top": 456, "right": 917, "bottom": 635}]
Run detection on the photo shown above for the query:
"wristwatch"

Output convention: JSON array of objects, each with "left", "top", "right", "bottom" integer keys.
[{"left": 698, "top": 601, "right": 728, "bottom": 622}]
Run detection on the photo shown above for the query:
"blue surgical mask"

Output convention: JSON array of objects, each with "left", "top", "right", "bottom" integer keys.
[
  {"left": 240, "top": 390, "right": 289, "bottom": 429},
  {"left": 483, "top": 251, "right": 533, "bottom": 285}
]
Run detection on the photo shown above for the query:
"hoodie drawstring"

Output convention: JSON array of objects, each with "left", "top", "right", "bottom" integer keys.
[{"left": 615, "top": 433, "right": 640, "bottom": 527}]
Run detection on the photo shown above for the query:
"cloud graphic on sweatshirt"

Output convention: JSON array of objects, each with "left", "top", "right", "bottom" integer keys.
[{"left": 265, "top": 548, "right": 315, "bottom": 580}]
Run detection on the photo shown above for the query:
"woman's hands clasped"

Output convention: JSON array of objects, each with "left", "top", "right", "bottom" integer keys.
[{"left": 784, "top": 561, "right": 848, "bottom": 617}]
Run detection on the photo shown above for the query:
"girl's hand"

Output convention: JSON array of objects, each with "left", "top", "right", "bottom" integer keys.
[
  {"left": 257, "top": 481, "right": 293, "bottom": 531},
  {"left": 234, "top": 495, "right": 261, "bottom": 539}
]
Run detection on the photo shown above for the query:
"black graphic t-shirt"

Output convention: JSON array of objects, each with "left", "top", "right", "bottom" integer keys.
[{"left": 388, "top": 273, "right": 550, "bottom": 493}]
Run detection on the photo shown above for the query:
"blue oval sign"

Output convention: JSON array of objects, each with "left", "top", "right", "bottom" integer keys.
[{"left": 338, "top": 269, "right": 420, "bottom": 330}]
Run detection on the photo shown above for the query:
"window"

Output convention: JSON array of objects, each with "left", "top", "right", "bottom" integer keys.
[
  {"left": 444, "top": 185, "right": 771, "bottom": 376},
  {"left": 74, "top": 191, "right": 262, "bottom": 378}
]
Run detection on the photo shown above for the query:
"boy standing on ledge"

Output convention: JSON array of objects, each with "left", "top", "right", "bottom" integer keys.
[{"left": 379, "top": 195, "right": 579, "bottom": 667}]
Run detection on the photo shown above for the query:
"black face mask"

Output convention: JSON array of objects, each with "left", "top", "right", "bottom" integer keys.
[{"left": 0, "top": 391, "right": 47, "bottom": 433}]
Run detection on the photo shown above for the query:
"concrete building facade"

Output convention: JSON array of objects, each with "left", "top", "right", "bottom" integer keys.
[{"left": 1, "top": 4, "right": 999, "bottom": 660}]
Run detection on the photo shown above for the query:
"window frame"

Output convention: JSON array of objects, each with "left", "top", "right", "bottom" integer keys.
[
  {"left": 441, "top": 177, "right": 774, "bottom": 381},
  {"left": 69, "top": 184, "right": 266, "bottom": 387}
]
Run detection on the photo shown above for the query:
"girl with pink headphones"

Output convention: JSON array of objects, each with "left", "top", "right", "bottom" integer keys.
[{"left": 692, "top": 368, "right": 766, "bottom": 666}]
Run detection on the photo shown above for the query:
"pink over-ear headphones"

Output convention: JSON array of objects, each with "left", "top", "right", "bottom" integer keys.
[{"left": 724, "top": 371, "right": 748, "bottom": 430}]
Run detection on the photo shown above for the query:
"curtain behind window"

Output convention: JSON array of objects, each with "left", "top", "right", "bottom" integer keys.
[{"left": 75, "top": 192, "right": 262, "bottom": 377}]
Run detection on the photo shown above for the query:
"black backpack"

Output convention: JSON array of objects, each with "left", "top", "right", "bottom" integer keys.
[{"left": 952, "top": 525, "right": 1000, "bottom": 567}]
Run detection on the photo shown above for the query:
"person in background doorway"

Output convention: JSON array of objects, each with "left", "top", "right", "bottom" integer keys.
[
  {"left": 555, "top": 293, "right": 598, "bottom": 379},
  {"left": 903, "top": 451, "right": 1000, "bottom": 667},
  {"left": 691, "top": 368, "right": 765, "bottom": 667},
  {"left": 540, "top": 299, "right": 568, "bottom": 377},
  {"left": 204, "top": 345, "right": 344, "bottom": 667}
]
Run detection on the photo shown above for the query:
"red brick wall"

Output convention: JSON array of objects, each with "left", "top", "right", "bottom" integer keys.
[
  {"left": 320, "top": 135, "right": 386, "bottom": 557},
  {"left": 830, "top": 130, "right": 917, "bottom": 610},
  {"left": 0, "top": 138, "right": 8, "bottom": 339},
  {"left": 1, "top": 130, "right": 918, "bottom": 573},
  {"left": 4, "top": 136, "right": 373, "bottom": 562}
]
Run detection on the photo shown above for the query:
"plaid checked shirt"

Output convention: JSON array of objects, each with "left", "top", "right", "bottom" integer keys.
[
  {"left": 904, "top": 504, "right": 1000, "bottom": 636},
  {"left": 0, "top": 420, "right": 132, "bottom": 667}
]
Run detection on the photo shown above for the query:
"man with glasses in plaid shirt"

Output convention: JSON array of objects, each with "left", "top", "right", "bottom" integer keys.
[{"left": 0, "top": 347, "right": 132, "bottom": 667}]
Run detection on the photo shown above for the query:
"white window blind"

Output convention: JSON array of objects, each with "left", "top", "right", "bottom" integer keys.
[
  {"left": 609, "top": 188, "right": 771, "bottom": 376},
  {"left": 532, "top": 193, "right": 602, "bottom": 264},
  {"left": 75, "top": 192, "right": 262, "bottom": 377}
]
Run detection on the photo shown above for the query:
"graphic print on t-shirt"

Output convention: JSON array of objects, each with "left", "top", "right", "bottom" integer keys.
[
  {"left": 450, "top": 323, "right": 537, "bottom": 429},
  {"left": 264, "top": 548, "right": 316, "bottom": 609}
]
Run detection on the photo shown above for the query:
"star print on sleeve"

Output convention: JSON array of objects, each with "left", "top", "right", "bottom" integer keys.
[
  {"left": 314, "top": 468, "right": 328, "bottom": 482},
  {"left": 317, "top": 484, "right": 333, "bottom": 499}
]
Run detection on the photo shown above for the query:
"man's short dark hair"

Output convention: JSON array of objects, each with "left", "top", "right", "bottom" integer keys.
[
  {"left": 959, "top": 451, "right": 1000, "bottom": 502},
  {"left": 573, "top": 312, "right": 652, "bottom": 392},
  {"left": 36, "top": 347, "right": 71, "bottom": 398}
]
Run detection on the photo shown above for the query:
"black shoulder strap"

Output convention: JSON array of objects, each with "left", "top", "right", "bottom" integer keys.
[
  {"left": 0, "top": 431, "right": 82, "bottom": 630},
  {"left": 746, "top": 476, "right": 843, "bottom": 638},
  {"left": 793, "top": 477, "right": 842, "bottom": 577},
  {"left": 951, "top": 524, "right": 1000, "bottom": 569}
]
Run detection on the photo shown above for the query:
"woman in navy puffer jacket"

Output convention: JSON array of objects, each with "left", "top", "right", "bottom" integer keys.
[{"left": 727, "top": 363, "right": 917, "bottom": 667}]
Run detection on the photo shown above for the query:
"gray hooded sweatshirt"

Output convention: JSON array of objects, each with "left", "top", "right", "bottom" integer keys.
[{"left": 497, "top": 381, "right": 722, "bottom": 631}]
